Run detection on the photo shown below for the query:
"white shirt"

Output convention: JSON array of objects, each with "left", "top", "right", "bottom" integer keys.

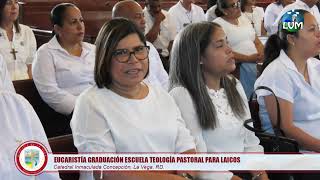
[
  {"left": 168, "top": 2, "right": 206, "bottom": 33},
  {"left": 255, "top": 50, "right": 320, "bottom": 141},
  {"left": 0, "top": 91, "right": 60, "bottom": 180},
  {"left": 0, "top": 54, "right": 15, "bottom": 92},
  {"left": 243, "top": 6, "right": 265, "bottom": 36},
  {"left": 264, "top": 3, "right": 284, "bottom": 35},
  {"left": 144, "top": 41, "right": 169, "bottom": 90},
  {"left": 170, "top": 79, "right": 263, "bottom": 180},
  {"left": 144, "top": 8, "right": 177, "bottom": 57},
  {"left": 71, "top": 85, "right": 195, "bottom": 180},
  {"left": 274, "top": 0, "right": 320, "bottom": 32},
  {"left": 0, "top": 24, "right": 36, "bottom": 80},
  {"left": 32, "top": 36, "right": 95, "bottom": 115},
  {"left": 206, "top": 5, "right": 217, "bottom": 22},
  {"left": 214, "top": 15, "right": 257, "bottom": 55}
]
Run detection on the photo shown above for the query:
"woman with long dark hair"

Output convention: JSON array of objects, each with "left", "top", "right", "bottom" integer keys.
[
  {"left": 169, "top": 21, "right": 267, "bottom": 180},
  {"left": 256, "top": 9, "right": 320, "bottom": 152}
]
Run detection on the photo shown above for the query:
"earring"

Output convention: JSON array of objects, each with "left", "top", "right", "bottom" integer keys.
[{"left": 200, "top": 61, "right": 203, "bottom": 65}]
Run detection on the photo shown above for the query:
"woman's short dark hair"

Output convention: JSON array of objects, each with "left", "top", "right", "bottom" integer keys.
[
  {"left": 0, "top": 0, "right": 20, "bottom": 33},
  {"left": 94, "top": 18, "right": 147, "bottom": 88},
  {"left": 263, "top": 9, "right": 308, "bottom": 72},
  {"left": 215, "top": 0, "right": 229, "bottom": 17},
  {"left": 169, "top": 21, "right": 246, "bottom": 130}
]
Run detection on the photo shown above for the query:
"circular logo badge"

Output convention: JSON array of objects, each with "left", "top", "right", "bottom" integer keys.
[{"left": 14, "top": 141, "right": 48, "bottom": 176}]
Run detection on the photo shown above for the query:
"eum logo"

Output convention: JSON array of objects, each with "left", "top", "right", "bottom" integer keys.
[{"left": 281, "top": 10, "right": 304, "bottom": 33}]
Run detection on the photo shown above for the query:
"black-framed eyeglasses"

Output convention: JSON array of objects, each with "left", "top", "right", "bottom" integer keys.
[
  {"left": 227, "top": 1, "right": 240, "bottom": 9},
  {"left": 112, "top": 46, "right": 150, "bottom": 63}
]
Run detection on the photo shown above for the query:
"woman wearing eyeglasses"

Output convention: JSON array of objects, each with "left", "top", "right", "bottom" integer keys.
[
  {"left": 213, "top": 0, "right": 264, "bottom": 98},
  {"left": 0, "top": 0, "right": 37, "bottom": 80},
  {"left": 32, "top": 3, "right": 95, "bottom": 116},
  {"left": 70, "top": 18, "right": 196, "bottom": 180}
]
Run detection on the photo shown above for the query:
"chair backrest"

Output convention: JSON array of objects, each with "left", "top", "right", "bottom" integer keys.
[
  {"left": 13, "top": 79, "right": 72, "bottom": 137},
  {"left": 48, "top": 134, "right": 79, "bottom": 180},
  {"left": 48, "top": 134, "right": 77, "bottom": 153}
]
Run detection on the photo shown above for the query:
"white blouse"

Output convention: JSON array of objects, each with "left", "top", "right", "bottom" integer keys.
[
  {"left": 32, "top": 36, "right": 95, "bottom": 115},
  {"left": 0, "top": 54, "right": 15, "bottom": 92},
  {"left": 243, "top": 6, "right": 265, "bottom": 36},
  {"left": 255, "top": 50, "right": 320, "bottom": 140},
  {"left": 170, "top": 78, "right": 263, "bottom": 180},
  {"left": 168, "top": 2, "right": 205, "bottom": 33},
  {"left": 0, "top": 91, "right": 60, "bottom": 180},
  {"left": 213, "top": 15, "right": 257, "bottom": 55},
  {"left": 0, "top": 24, "right": 36, "bottom": 80},
  {"left": 71, "top": 85, "right": 195, "bottom": 180}
]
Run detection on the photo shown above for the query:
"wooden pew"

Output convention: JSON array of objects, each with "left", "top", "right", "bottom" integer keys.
[
  {"left": 13, "top": 79, "right": 72, "bottom": 138},
  {"left": 48, "top": 134, "right": 79, "bottom": 180},
  {"left": 32, "top": 28, "right": 96, "bottom": 48}
]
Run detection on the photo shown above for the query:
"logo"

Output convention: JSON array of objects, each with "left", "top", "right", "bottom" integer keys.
[
  {"left": 15, "top": 141, "right": 48, "bottom": 176},
  {"left": 281, "top": 10, "right": 304, "bottom": 32}
]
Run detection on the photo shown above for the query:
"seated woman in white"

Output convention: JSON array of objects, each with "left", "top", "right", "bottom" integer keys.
[
  {"left": 263, "top": 0, "right": 294, "bottom": 35},
  {"left": 213, "top": 0, "right": 265, "bottom": 98},
  {"left": 255, "top": 10, "right": 320, "bottom": 152},
  {"left": 240, "top": 0, "right": 266, "bottom": 36},
  {"left": 169, "top": 22, "right": 267, "bottom": 180},
  {"left": 70, "top": 18, "right": 196, "bottom": 180},
  {"left": 0, "top": 90, "right": 60, "bottom": 179},
  {"left": 0, "top": 0, "right": 37, "bottom": 80},
  {"left": 32, "top": 3, "right": 95, "bottom": 115},
  {"left": 0, "top": 54, "right": 14, "bottom": 92}
]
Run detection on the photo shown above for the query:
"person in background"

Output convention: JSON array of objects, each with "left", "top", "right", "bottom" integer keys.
[
  {"left": 0, "top": 0, "right": 36, "bottom": 80},
  {"left": 256, "top": 9, "right": 320, "bottom": 153},
  {"left": 168, "top": 0, "right": 205, "bottom": 33},
  {"left": 240, "top": 0, "right": 266, "bottom": 36},
  {"left": 273, "top": 0, "right": 320, "bottom": 33},
  {"left": 169, "top": 21, "right": 267, "bottom": 180},
  {"left": 0, "top": 53, "right": 14, "bottom": 92},
  {"left": 0, "top": 89, "right": 60, "bottom": 180},
  {"left": 144, "top": 0, "right": 176, "bottom": 72},
  {"left": 264, "top": 0, "right": 295, "bottom": 35},
  {"left": 112, "top": 0, "right": 169, "bottom": 89},
  {"left": 214, "top": 0, "right": 264, "bottom": 98},
  {"left": 71, "top": 18, "right": 196, "bottom": 180},
  {"left": 32, "top": 3, "right": 95, "bottom": 115}
]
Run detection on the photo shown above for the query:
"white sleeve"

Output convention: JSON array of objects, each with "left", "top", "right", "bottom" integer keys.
[
  {"left": 148, "top": 43, "right": 169, "bottom": 89},
  {"left": 175, "top": 106, "right": 196, "bottom": 153},
  {"left": 199, "top": 7, "right": 206, "bottom": 21},
  {"left": 25, "top": 26, "right": 37, "bottom": 65},
  {"left": 170, "top": 87, "right": 207, "bottom": 152},
  {"left": 0, "top": 56, "right": 15, "bottom": 92},
  {"left": 165, "top": 13, "right": 178, "bottom": 41},
  {"left": 32, "top": 46, "right": 76, "bottom": 115},
  {"left": 255, "top": 69, "right": 295, "bottom": 103},
  {"left": 236, "top": 81, "right": 264, "bottom": 152},
  {"left": 70, "top": 92, "right": 116, "bottom": 153},
  {"left": 264, "top": 5, "right": 277, "bottom": 34}
]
